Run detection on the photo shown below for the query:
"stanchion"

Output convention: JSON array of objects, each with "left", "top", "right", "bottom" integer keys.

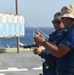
[{"left": 15, "top": 0, "right": 20, "bottom": 53}]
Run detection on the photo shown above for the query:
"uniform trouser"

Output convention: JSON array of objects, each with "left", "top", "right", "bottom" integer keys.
[
  {"left": 56, "top": 74, "right": 74, "bottom": 75},
  {"left": 56, "top": 73, "right": 74, "bottom": 75},
  {"left": 42, "top": 62, "right": 57, "bottom": 75},
  {"left": 56, "top": 69, "right": 74, "bottom": 75}
]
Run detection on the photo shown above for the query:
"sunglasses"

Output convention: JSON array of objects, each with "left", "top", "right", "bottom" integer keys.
[{"left": 52, "top": 20, "right": 62, "bottom": 25}]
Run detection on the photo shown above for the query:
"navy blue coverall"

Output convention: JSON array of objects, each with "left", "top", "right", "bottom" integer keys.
[
  {"left": 56, "top": 25, "right": 74, "bottom": 75},
  {"left": 39, "top": 28, "right": 67, "bottom": 75}
]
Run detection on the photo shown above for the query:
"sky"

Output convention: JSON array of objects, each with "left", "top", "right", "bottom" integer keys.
[{"left": 0, "top": 0, "right": 74, "bottom": 27}]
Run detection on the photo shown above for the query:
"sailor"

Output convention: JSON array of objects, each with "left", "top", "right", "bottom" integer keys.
[
  {"left": 34, "top": 5, "right": 74, "bottom": 75},
  {"left": 33, "top": 12, "right": 67, "bottom": 75}
]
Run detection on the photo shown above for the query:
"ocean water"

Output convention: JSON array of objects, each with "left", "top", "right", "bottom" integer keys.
[{"left": 0, "top": 27, "right": 54, "bottom": 48}]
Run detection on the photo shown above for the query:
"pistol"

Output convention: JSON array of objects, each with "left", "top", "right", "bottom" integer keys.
[{"left": 19, "top": 42, "right": 39, "bottom": 49}]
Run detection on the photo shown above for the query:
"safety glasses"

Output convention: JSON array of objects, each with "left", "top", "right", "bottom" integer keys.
[{"left": 52, "top": 19, "right": 62, "bottom": 25}]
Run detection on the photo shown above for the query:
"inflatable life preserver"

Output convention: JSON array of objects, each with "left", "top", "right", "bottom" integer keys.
[{"left": 0, "top": 14, "right": 25, "bottom": 38}]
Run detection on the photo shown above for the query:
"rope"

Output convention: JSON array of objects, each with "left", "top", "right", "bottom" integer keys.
[{"left": 25, "top": 19, "right": 49, "bottom": 38}]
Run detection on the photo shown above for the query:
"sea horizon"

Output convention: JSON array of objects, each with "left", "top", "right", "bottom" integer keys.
[{"left": 0, "top": 27, "right": 54, "bottom": 48}]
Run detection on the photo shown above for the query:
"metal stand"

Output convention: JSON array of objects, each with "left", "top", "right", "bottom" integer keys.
[{"left": 15, "top": 0, "right": 20, "bottom": 53}]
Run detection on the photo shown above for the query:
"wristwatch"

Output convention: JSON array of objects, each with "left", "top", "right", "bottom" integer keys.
[{"left": 42, "top": 40, "right": 47, "bottom": 45}]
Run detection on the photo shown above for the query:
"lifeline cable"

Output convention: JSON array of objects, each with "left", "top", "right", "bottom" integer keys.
[{"left": 25, "top": 19, "right": 49, "bottom": 38}]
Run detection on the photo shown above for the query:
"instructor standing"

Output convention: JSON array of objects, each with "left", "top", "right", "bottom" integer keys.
[{"left": 34, "top": 5, "right": 74, "bottom": 75}]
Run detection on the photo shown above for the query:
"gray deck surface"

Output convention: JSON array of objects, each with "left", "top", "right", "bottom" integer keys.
[{"left": 0, "top": 51, "right": 44, "bottom": 75}]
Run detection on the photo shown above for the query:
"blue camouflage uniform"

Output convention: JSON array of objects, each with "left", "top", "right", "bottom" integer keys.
[
  {"left": 56, "top": 25, "right": 74, "bottom": 75},
  {"left": 39, "top": 28, "right": 67, "bottom": 75}
]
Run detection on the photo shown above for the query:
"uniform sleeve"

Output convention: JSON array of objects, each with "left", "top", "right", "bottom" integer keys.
[
  {"left": 61, "top": 29, "right": 74, "bottom": 50},
  {"left": 39, "top": 50, "right": 49, "bottom": 59}
]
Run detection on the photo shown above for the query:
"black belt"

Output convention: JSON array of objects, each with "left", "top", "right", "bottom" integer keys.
[{"left": 57, "top": 69, "right": 74, "bottom": 74}]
